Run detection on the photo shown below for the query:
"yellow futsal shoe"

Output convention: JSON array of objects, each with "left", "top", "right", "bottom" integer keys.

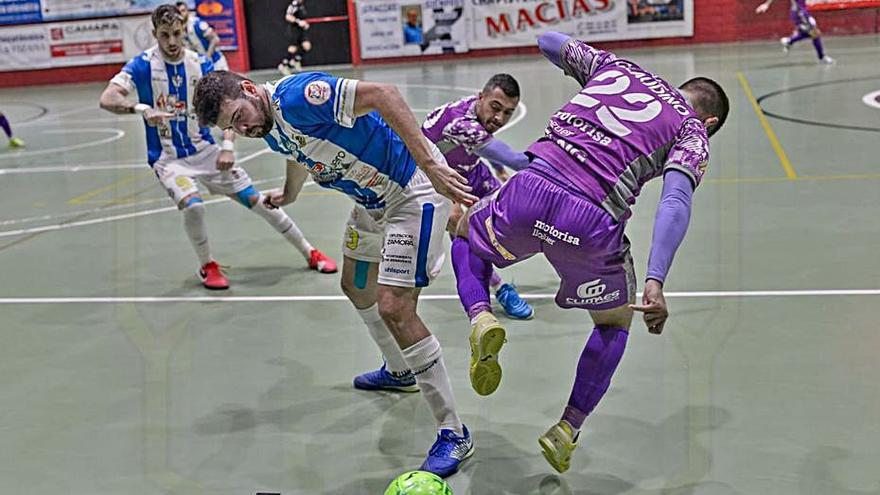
[
  {"left": 469, "top": 310, "right": 506, "bottom": 396},
  {"left": 8, "top": 137, "right": 25, "bottom": 148},
  {"left": 539, "top": 420, "right": 579, "bottom": 473}
]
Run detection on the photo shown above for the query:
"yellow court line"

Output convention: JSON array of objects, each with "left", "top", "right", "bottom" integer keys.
[
  {"left": 67, "top": 173, "right": 144, "bottom": 205},
  {"left": 737, "top": 71, "right": 798, "bottom": 180}
]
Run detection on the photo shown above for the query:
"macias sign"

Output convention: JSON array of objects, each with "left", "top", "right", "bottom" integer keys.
[{"left": 480, "top": 0, "right": 613, "bottom": 37}]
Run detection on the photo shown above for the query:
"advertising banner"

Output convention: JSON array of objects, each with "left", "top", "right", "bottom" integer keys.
[
  {"left": 468, "top": 0, "right": 693, "bottom": 49},
  {"left": 357, "top": 0, "right": 469, "bottom": 59},
  {"left": 0, "top": 0, "right": 41, "bottom": 25},
  {"left": 195, "top": 0, "right": 238, "bottom": 50}
]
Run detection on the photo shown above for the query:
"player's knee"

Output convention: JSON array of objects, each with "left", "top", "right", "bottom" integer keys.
[
  {"left": 376, "top": 287, "right": 413, "bottom": 325},
  {"left": 446, "top": 206, "right": 463, "bottom": 234},
  {"left": 288, "top": 45, "right": 298, "bottom": 54},
  {"left": 180, "top": 194, "right": 204, "bottom": 211},
  {"left": 811, "top": 28, "right": 821, "bottom": 38},
  {"left": 301, "top": 41, "right": 312, "bottom": 52},
  {"left": 455, "top": 211, "right": 471, "bottom": 239},
  {"left": 232, "top": 185, "right": 259, "bottom": 208}
]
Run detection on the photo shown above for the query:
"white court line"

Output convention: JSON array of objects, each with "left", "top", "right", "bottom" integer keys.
[
  {"left": 0, "top": 162, "right": 144, "bottom": 175},
  {"left": 0, "top": 289, "right": 877, "bottom": 305},
  {"left": 0, "top": 128, "right": 126, "bottom": 160},
  {"left": 0, "top": 149, "right": 279, "bottom": 236}
]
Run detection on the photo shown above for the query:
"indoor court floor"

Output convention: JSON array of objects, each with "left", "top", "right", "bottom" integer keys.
[{"left": 0, "top": 35, "right": 878, "bottom": 495}]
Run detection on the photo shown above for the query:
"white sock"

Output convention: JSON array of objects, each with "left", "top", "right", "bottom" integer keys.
[
  {"left": 357, "top": 304, "right": 410, "bottom": 374},
  {"left": 401, "top": 335, "right": 464, "bottom": 435},
  {"left": 251, "top": 195, "right": 313, "bottom": 258},
  {"left": 183, "top": 203, "right": 212, "bottom": 266}
]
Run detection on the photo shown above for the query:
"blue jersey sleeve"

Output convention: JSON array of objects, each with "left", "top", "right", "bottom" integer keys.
[
  {"left": 199, "top": 54, "right": 215, "bottom": 75},
  {"left": 273, "top": 72, "right": 359, "bottom": 129}
]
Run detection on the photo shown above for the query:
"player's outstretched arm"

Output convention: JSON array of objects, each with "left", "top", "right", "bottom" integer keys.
[
  {"left": 537, "top": 31, "right": 570, "bottom": 69},
  {"left": 354, "top": 81, "right": 477, "bottom": 205},
  {"left": 473, "top": 138, "right": 530, "bottom": 172},
  {"left": 99, "top": 82, "right": 173, "bottom": 125},
  {"left": 630, "top": 169, "right": 694, "bottom": 334}
]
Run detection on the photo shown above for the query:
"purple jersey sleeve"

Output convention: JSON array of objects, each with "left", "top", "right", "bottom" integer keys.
[
  {"left": 646, "top": 169, "right": 694, "bottom": 284},
  {"left": 442, "top": 117, "right": 492, "bottom": 153},
  {"left": 664, "top": 118, "right": 710, "bottom": 188},
  {"left": 559, "top": 38, "right": 617, "bottom": 87}
]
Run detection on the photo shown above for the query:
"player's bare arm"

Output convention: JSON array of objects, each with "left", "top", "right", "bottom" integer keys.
[
  {"left": 99, "top": 82, "right": 173, "bottom": 126},
  {"left": 353, "top": 81, "right": 477, "bottom": 206},
  {"left": 216, "top": 129, "right": 236, "bottom": 171},
  {"left": 265, "top": 159, "right": 309, "bottom": 208}
]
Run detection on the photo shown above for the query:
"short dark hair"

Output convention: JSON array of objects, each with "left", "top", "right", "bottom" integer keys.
[
  {"left": 193, "top": 70, "right": 251, "bottom": 126},
  {"left": 175, "top": 1, "right": 187, "bottom": 7},
  {"left": 679, "top": 77, "right": 729, "bottom": 137},
  {"left": 483, "top": 73, "right": 520, "bottom": 99},
  {"left": 152, "top": 4, "right": 184, "bottom": 29}
]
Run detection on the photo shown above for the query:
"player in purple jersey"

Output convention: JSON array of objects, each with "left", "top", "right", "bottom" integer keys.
[
  {"left": 452, "top": 32, "right": 729, "bottom": 472},
  {"left": 0, "top": 110, "right": 24, "bottom": 148},
  {"left": 99, "top": 5, "right": 336, "bottom": 290},
  {"left": 421, "top": 74, "right": 535, "bottom": 320},
  {"left": 756, "top": 0, "right": 834, "bottom": 64}
]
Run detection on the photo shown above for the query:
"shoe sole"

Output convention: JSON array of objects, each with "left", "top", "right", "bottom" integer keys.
[
  {"left": 469, "top": 322, "right": 506, "bottom": 396},
  {"left": 353, "top": 382, "right": 419, "bottom": 393},
  {"left": 504, "top": 308, "right": 535, "bottom": 320},
  {"left": 199, "top": 271, "right": 229, "bottom": 290},
  {"left": 538, "top": 435, "right": 571, "bottom": 474}
]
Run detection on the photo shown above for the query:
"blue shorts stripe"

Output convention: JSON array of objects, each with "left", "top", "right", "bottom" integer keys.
[
  {"left": 415, "top": 203, "right": 435, "bottom": 288},
  {"left": 184, "top": 196, "right": 204, "bottom": 207},
  {"left": 235, "top": 185, "right": 258, "bottom": 207}
]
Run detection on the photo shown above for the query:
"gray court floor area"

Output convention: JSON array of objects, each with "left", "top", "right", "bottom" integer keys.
[{"left": 1, "top": 35, "right": 878, "bottom": 495}]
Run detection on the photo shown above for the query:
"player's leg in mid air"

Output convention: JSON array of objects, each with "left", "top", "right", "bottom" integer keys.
[
  {"left": 154, "top": 159, "right": 227, "bottom": 289},
  {"left": 0, "top": 111, "right": 24, "bottom": 148},
  {"left": 537, "top": 207, "right": 637, "bottom": 474},
  {"left": 455, "top": 172, "right": 543, "bottom": 396},
  {"left": 449, "top": 164, "right": 533, "bottom": 321},
  {"left": 228, "top": 184, "right": 337, "bottom": 273},
  {"left": 345, "top": 206, "right": 419, "bottom": 393},
  {"left": 377, "top": 173, "right": 472, "bottom": 478}
]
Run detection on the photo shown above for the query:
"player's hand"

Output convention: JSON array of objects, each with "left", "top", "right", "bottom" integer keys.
[
  {"left": 143, "top": 108, "right": 174, "bottom": 127},
  {"left": 755, "top": 3, "right": 769, "bottom": 14},
  {"left": 630, "top": 279, "right": 669, "bottom": 335},
  {"left": 422, "top": 160, "right": 477, "bottom": 206},
  {"left": 262, "top": 188, "right": 290, "bottom": 209},
  {"left": 216, "top": 150, "right": 235, "bottom": 171},
  {"left": 495, "top": 168, "right": 511, "bottom": 184},
  {"left": 298, "top": 19, "right": 309, "bottom": 29}
]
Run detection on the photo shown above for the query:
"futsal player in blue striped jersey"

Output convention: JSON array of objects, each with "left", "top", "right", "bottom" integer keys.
[{"left": 99, "top": 5, "right": 336, "bottom": 290}]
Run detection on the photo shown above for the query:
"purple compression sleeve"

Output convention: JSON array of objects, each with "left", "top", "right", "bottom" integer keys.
[
  {"left": 537, "top": 31, "right": 570, "bottom": 68},
  {"left": 474, "top": 138, "right": 530, "bottom": 172},
  {"left": 646, "top": 169, "right": 694, "bottom": 284}
]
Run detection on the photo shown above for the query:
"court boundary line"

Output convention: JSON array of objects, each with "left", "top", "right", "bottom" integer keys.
[
  {"left": 0, "top": 289, "right": 877, "bottom": 304},
  {"left": 737, "top": 71, "right": 797, "bottom": 180}
]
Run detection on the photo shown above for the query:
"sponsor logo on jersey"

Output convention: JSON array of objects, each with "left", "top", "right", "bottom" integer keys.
[{"left": 305, "top": 81, "right": 331, "bottom": 105}]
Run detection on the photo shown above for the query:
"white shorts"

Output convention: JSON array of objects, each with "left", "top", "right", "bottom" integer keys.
[
  {"left": 212, "top": 54, "right": 229, "bottom": 71},
  {"left": 153, "top": 145, "right": 253, "bottom": 207},
  {"left": 343, "top": 169, "right": 451, "bottom": 288}
]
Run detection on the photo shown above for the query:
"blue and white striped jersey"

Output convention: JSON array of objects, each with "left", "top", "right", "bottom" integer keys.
[
  {"left": 111, "top": 47, "right": 215, "bottom": 166},
  {"left": 183, "top": 15, "right": 223, "bottom": 65},
  {"left": 263, "top": 72, "right": 418, "bottom": 210}
]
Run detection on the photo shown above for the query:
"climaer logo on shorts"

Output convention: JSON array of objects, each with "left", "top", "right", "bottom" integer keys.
[{"left": 566, "top": 279, "right": 621, "bottom": 307}]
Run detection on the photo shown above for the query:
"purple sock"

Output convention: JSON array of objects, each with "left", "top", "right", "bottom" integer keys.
[
  {"left": 0, "top": 115, "right": 11, "bottom": 138},
  {"left": 812, "top": 37, "right": 825, "bottom": 59},
  {"left": 562, "top": 326, "right": 628, "bottom": 430},
  {"left": 451, "top": 237, "right": 493, "bottom": 319},
  {"left": 789, "top": 31, "right": 809, "bottom": 44}
]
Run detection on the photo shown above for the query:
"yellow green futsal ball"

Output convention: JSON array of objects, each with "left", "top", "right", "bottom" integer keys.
[{"left": 384, "top": 470, "right": 453, "bottom": 495}]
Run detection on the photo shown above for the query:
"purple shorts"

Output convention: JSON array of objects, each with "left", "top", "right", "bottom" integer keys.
[
  {"left": 468, "top": 170, "right": 636, "bottom": 311},
  {"left": 465, "top": 162, "right": 501, "bottom": 199},
  {"left": 792, "top": 9, "right": 817, "bottom": 32}
]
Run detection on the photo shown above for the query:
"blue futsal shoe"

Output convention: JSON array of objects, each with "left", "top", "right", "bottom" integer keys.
[
  {"left": 419, "top": 425, "right": 474, "bottom": 478},
  {"left": 353, "top": 363, "right": 419, "bottom": 393},
  {"left": 495, "top": 283, "right": 534, "bottom": 320}
]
